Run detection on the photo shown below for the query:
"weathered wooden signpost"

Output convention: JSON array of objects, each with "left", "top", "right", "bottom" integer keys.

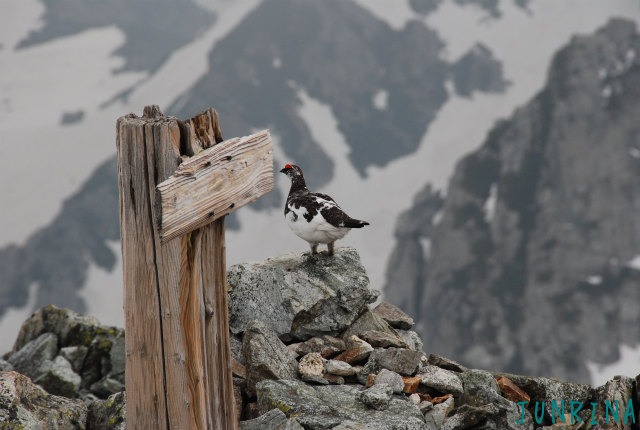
[{"left": 116, "top": 105, "right": 273, "bottom": 429}]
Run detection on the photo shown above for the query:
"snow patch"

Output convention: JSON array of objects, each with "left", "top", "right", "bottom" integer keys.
[
  {"left": 0, "top": 282, "right": 39, "bottom": 354},
  {"left": 484, "top": 183, "right": 498, "bottom": 221},
  {"left": 626, "top": 255, "right": 640, "bottom": 271},
  {"left": 587, "top": 344, "right": 640, "bottom": 387},
  {"left": 350, "top": 0, "right": 415, "bottom": 30},
  {"left": 79, "top": 241, "right": 124, "bottom": 328},
  {"left": 372, "top": 89, "right": 388, "bottom": 110},
  {"left": 586, "top": 275, "right": 602, "bottom": 285},
  {"left": 420, "top": 238, "right": 432, "bottom": 259}
]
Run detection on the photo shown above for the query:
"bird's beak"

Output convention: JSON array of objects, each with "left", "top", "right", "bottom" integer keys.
[{"left": 279, "top": 168, "right": 287, "bottom": 174}]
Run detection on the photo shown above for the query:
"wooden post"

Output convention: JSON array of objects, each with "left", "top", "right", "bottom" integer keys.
[{"left": 116, "top": 105, "right": 273, "bottom": 429}]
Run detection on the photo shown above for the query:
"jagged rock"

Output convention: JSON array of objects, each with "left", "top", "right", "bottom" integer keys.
[
  {"left": 460, "top": 370, "right": 533, "bottom": 429},
  {"left": 372, "top": 302, "right": 415, "bottom": 330},
  {"left": 256, "top": 379, "right": 427, "bottom": 429},
  {"left": 496, "top": 375, "right": 530, "bottom": 403},
  {"left": 243, "top": 320, "right": 298, "bottom": 397},
  {"left": 363, "top": 348, "right": 423, "bottom": 377},
  {"left": 424, "top": 396, "right": 454, "bottom": 430},
  {"left": 7, "top": 332, "right": 58, "bottom": 379},
  {"left": 402, "top": 376, "right": 421, "bottom": 394},
  {"left": 419, "top": 401, "right": 434, "bottom": 414},
  {"left": 374, "top": 369, "right": 404, "bottom": 394},
  {"left": 0, "top": 371, "right": 87, "bottom": 429},
  {"left": 87, "top": 391, "right": 126, "bottom": 430},
  {"left": 418, "top": 365, "right": 464, "bottom": 395},
  {"left": 426, "top": 354, "right": 467, "bottom": 372},
  {"left": 334, "top": 336, "right": 373, "bottom": 364},
  {"left": 326, "top": 360, "right": 356, "bottom": 376},
  {"left": 396, "top": 330, "right": 423, "bottom": 351},
  {"left": 240, "top": 408, "right": 304, "bottom": 430},
  {"left": 360, "top": 330, "right": 408, "bottom": 349},
  {"left": 357, "top": 384, "right": 393, "bottom": 411},
  {"left": 227, "top": 248, "right": 377, "bottom": 340},
  {"left": 80, "top": 327, "right": 125, "bottom": 397},
  {"left": 495, "top": 371, "right": 592, "bottom": 419},
  {"left": 90, "top": 377, "right": 124, "bottom": 399},
  {"left": 298, "top": 353, "right": 325, "bottom": 379},
  {"left": 0, "top": 359, "right": 12, "bottom": 371},
  {"left": 35, "top": 355, "right": 82, "bottom": 398},
  {"left": 591, "top": 375, "right": 634, "bottom": 429},
  {"left": 290, "top": 335, "right": 346, "bottom": 358},
  {"left": 441, "top": 404, "right": 500, "bottom": 430},
  {"left": 409, "top": 393, "right": 421, "bottom": 404},
  {"left": 10, "top": 305, "right": 100, "bottom": 353},
  {"left": 231, "top": 333, "right": 245, "bottom": 364},
  {"left": 342, "top": 310, "right": 398, "bottom": 341},
  {"left": 60, "top": 346, "right": 89, "bottom": 374}
]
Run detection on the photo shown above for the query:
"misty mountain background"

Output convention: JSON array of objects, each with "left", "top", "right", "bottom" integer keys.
[{"left": 1, "top": 0, "right": 639, "bottom": 385}]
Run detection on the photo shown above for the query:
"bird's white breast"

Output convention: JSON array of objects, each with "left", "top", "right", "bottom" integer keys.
[{"left": 286, "top": 203, "right": 350, "bottom": 245}]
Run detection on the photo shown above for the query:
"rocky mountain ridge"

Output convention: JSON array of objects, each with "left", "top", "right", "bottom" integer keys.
[
  {"left": 385, "top": 18, "right": 640, "bottom": 383},
  {"left": 1, "top": 248, "right": 638, "bottom": 429}
]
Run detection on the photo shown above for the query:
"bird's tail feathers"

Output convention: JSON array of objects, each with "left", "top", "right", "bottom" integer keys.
[{"left": 344, "top": 218, "right": 370, "bottom": 228}]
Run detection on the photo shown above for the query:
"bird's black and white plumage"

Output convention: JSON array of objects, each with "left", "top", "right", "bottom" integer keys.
[{"left": 280, "top": 164, "right": 369, "bottom": 256}]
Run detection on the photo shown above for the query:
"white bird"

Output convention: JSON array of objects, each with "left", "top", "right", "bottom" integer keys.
[{"left": 280, "top": 163, "right": 369, "bottom": 256}]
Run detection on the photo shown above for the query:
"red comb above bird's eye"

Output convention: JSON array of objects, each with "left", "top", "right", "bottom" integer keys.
[{"left": 285, "top": 163, "right": 293, "bottom": 169}]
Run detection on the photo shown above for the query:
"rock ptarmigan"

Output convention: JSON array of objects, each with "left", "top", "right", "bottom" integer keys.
[{"left": 280, "top": 164, "right": 369, "bottom": 256}]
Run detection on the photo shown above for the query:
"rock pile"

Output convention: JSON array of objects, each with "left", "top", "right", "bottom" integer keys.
[
  {"left": 0, "top": 248, "right": 638, "bottom": 429},
  {"left": 0, "top": 304, "right": 125, "bottom": 429}
]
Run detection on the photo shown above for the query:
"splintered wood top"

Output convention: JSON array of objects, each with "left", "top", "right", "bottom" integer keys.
[{"left": 155, "top": 129, "right": 274, "bottom": 242}]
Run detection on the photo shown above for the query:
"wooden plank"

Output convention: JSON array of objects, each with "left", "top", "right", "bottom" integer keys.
[
  {"left": 156, "top": 130, "right": 274, "bottom": 243},
  {"left": 201, "top": 219, "right": 237, "bottom": 429},
  {"left": 117, "top": 112, "right": 169, "bottom": 430}
]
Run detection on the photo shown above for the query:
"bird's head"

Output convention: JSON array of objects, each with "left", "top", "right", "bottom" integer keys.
[{"left": 279, "top": 163, "right": 303, "bottom": 179}]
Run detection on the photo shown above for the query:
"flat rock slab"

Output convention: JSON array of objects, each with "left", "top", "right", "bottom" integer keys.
[
  {"left": 418, "top": 365, "right": 464, "bottom": 395},
  {"left": 228, "top": 247, "right": 378, "bottom": 340},
  {"left": 0, "top": 371, "right": 87, "bottom": 429},
  {"left": 240, "top": 408, "right": 304, "bottom": 430},
  {"left": 257, "top": 379, "right": 428, "bottom": 430}
]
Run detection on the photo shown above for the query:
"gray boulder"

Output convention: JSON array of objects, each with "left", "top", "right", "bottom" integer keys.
[
  {"left": 0, "top": 359, "right": 12, "bottom": 371},
  {"left": 87, "top": 391, "right": 126, "bottom": 430},
  {"left": 256, "top": 379, "right": 427, "bottom": 429},
  {"left": 363, "top": 348, "right": 423, "bottom": 377},
  {"left": 460, "top": 370, "right": 533, "bottom": 429},
  {"left": 34, "top": 355, "right": 82, "bottom": 398},
  {"left": 60, "top": 346, "right": 89, "bottom": 374},
  {"left": 10, "top": 304, "right": 100, "bottom": 353},
  {"left": 418, "top": 365, "right": 464, "bottom": 395},
  {"left": 290, "top": 335, "right": 346, "bottom": 358},
  {"left": 0, "top": 371, "right": 87, "bottom": 429},
  {"left": 7, "top": 332, "right": 58, "bottom": 379},
  {"left": 357, "top": 384, "right": 393, "bottom": 411},
  {"left": 372, "top": 302, "right": 415, "bottom": 330},
  {"left": 374, "top": 369, "right": 405, "bottom": 394},
  {"left": 243, "top": 320, "right": 298, "bottom": 396},
  {"left": 342, "top": 310, "right": 398, "bottom": 341},
  {"left": 228, "top": 248, "right": 377, "bottom": 340}
]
